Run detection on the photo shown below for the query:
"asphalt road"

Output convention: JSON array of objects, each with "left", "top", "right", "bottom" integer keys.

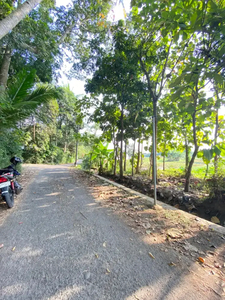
[{"left": 0, "top": 165, "right": 218, "bottom": 300}]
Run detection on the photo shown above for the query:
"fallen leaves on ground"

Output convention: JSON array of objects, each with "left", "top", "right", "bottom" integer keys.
[
  {"left": 71, "top": 168, "right": 225, "bottom": 296},
  {"left": 148, "top": 252, "right": 155, "bottom": 259},
  {"left": 198, "top": 257, "right": 205, "bottom": 263}
]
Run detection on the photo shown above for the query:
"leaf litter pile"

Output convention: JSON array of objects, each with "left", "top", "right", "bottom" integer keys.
[{"left": 72, "top": 168, "right": 225, "bottom": 298}]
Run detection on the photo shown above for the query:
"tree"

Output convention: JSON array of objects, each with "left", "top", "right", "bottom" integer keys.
[
  {"left": 0, "top": 69, "right": 58, "bottom": 127},
  {"left": 0, "top": 0, "right": 43, "bottom": 40},
  {"left": 0, "top": 0, "right": 112, "bottom": 89},
  {"left": 86, "top": 24, "right": 143, "bottom": 180}
]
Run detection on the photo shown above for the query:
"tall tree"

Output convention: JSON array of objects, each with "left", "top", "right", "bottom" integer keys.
[{"left": 0, "top": 0, "right": 43, "bottom": 40}]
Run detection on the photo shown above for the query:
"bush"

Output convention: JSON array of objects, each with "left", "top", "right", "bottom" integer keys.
[
  {"left": 0, "top": 130, "right": 23, "bottom": 168},
  {"left": 167, "top": 150, "right": 182, "bottom": 162}
]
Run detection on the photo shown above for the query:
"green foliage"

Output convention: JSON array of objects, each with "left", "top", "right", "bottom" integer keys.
[
  {"left": 0, "top": 130, "right": 23, "bottom": 168},
  {"left": 167, "top": 150, "right": 183, "bottom": 162},
  {"left": 0, "top": 70, "right": 58, "bottom": 127}
]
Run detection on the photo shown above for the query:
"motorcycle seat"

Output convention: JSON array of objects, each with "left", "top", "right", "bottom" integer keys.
[{"left": 0, "top": 168, "right": 12, "bottom": 175}]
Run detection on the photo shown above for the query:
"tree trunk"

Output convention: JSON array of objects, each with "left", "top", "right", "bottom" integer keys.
[
  {"left": 184, "top": 147, "right": 198, "bottom": 192},
  {"left": 185, "top": 135, "right": 189, "bottom": 172},
  {"left": 99, "top": 157, "right": 103, "bottom": 175},
  {"left": 112, "top": 127, "right": 115, "bottom": 172},
  {"left": 64, "top": 128, "right": 67, "bottom": 153},
  {"left": 204, "top": 164, "right": 209, "bottom": 180},
  {"left": 124, "top": 141, "right": 127, "bottom": 172},
  {"left": 114, "top": 141, "right": 118, "bottom": 176},
  {"left": 163, "top": 153, "right": 165, "bottom": 171},
  {"left": 148, "top": 141, "right": 152, "bottom": 178},
  {"left": 119, "top": 104, "right": 124, "bottom": 180},
  {"left": 0, "top": 0, "right": 43, "bottom": 40},
  {"left": 163, "top": 140, "right": 166, "bottom": 171},
  {"left": 0, "top": 46, "right": 12, "bottom": 89},
  {"left": 33, "top": 122, "right": 36, "bottom": 142},
  {"left": 149, "top": 154, "right": 152, "bottom": 178},
  {"left": 136, "top": 138, "right": 141, "bottom": 174},
  {"left": 214, "top": 82, "right": 219, "bottom": 175},
  {"left": 74, "top": 140, "right": 78, "bottom": 166},
  {"left": 132, "top": 139, "right": 135, "bottom": 176},
  {"left": 214, "top": 109, "right": 219, "bottom": 175},
  {"left": 185, "top": 96, "right": 199, "bottom": 192},
  {"left": 152, "top": 100, "right": 158, "bottom": 182},
  {"left": 140, "top": 142, "right": 143, "bottom": 166}
]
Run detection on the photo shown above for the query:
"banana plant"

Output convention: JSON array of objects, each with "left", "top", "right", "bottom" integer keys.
[
  {"left": 197, "top": 146, "right": 222, "bottom": 179},
  {"left": 90, "top": 141, "right": 113, "bottom": 175}
]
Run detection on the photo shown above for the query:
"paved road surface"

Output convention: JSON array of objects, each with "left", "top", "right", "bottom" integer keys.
[{"left": 0, "top": 165, "right": 218, "bottom": 300}]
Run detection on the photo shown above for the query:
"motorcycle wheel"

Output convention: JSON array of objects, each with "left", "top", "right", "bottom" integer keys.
[{"left": 3, "top": 187, "right": 14, "bottom": 208}]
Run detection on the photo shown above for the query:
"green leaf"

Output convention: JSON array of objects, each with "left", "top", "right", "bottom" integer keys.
[
  {"left": 214, "top": 146, "right": 221, "bottom": 156},
  {"left": 173, "top": 32, "right": 180, "bottom": 43},
  {"left": 213, "top": 73, "right": 224, "bottom": 85}
]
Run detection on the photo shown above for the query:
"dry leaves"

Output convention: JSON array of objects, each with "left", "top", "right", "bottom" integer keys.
[
  {"left": 148, "top": 252, "right": 155, "bottom": 259},
  {"left": 198, "top": 257, "right": 205, "bottom": 263}
]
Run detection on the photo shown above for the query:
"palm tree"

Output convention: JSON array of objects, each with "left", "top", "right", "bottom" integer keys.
[{"left": 0, "top": 70, "right": 58, "bottom": 127}]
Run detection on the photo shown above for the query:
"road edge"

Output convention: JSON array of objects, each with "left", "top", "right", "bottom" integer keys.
[{"left": 93, "top": 174, "right": 225, "bottom": 235}]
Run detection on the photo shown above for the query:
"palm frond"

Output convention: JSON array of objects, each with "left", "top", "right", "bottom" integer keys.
[
  {"left": 24, "top": 85, "right": 59, "bottom": 105},
  {"left": 1, "top": 84, "right": 58, "bottom": 128},
  {"left": 8, "top": 70, "right": 36, "bottom": 104}
]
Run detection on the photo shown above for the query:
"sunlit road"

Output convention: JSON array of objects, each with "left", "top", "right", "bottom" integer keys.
[{"left": 0, "top": 165, "right": 219, "bottom": 300}]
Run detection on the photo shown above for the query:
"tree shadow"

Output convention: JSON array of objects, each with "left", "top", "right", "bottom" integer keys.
[{"left": 0, "top": 165, "right": 224, "bottom": 300}]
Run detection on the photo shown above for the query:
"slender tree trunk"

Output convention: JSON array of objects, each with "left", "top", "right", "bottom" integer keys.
[
  {"left": 74, "top": 140, "right": 78, "bottom": 166},
  {"left": 99, "top": 157, "right": 103, "bottom": 175},
  {"left": 148, "top": 140, "right": 152, "bottom": 178},
  {"left": 114, "top": 141, "right": 118, "bottom": 176},
  {"left": 119, "top": 104, "right": 124, "bottom": 180},
  {"left": 132, "top": 139, "right": 135, "bottom": 176},
  {"left": 112, "top": 127, "right": 115, "bottom": 172},
  {"left": 33, "top": 123, "right": 36, "bottom": 142},
  {"left": 214, "top": 83, "right": 220, "bottom": 175},
  {"left": 124, "top": 140, "right": 127, "bottom": 172},
  {"left": 214, "top": 109, "right": 219, "bottom": 175},
  {"left": 64, "top": 129, "right": 67, "bottom": 153},
  {"left": 89, "top": 153, "right": 92, "bottom": 172},
  {"left": 163, "top": 153, "right": 165, "bottom": 171},
  {"left": 152, "top": 99, "right": 158, "bottom": 182},
  {"left": 0, "top": 46, "right": 12, "bottom": 89},
  {"left": 136, "top": 138, "right": 141, "bottom": 174},
  {"left": 140, "top": 142, "right": 143, "bottom": 166},
  {"left": 185, "top": 135, "right": 189, "bottom": 172},
  {"left": 204, "top": 164, "right": 209, "bottom": 180},
  {"left": 149, "top": 155, "right": 152, "bottom": 178},
  {"left": 0, "top": 0, "right": 43, "bottom": 40},
  {"left": 163, "top": 140, "right": 166, "bottom": 171},
  {"left": 185, "top": 96, "right": 199, "bottom": 192}
]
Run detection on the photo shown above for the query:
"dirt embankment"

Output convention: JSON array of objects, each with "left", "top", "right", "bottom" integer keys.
[{"left": 99, "top": 173, "right": 225, "bottom": 227}]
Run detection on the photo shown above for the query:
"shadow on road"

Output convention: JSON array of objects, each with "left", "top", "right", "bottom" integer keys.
[{"left": 0, "top": 165, "right": 224, "bottom": 300}]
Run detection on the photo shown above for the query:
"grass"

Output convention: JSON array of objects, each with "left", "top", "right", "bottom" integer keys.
[{"left": 123, "top": 157, "right": 219, "bottom": 180}]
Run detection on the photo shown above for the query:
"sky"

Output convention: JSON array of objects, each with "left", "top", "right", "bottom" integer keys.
[{"left": 55, "top": 0, "right": 130, "bottom": 96}]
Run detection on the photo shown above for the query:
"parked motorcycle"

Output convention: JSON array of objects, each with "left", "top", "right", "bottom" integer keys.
[{"left": 0, "top": 157, "right": 22, "bottom": 208}]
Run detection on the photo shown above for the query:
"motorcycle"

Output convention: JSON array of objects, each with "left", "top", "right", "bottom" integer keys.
[{"left": 0, "top": 157, "right": 22, "bottom": 208}]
